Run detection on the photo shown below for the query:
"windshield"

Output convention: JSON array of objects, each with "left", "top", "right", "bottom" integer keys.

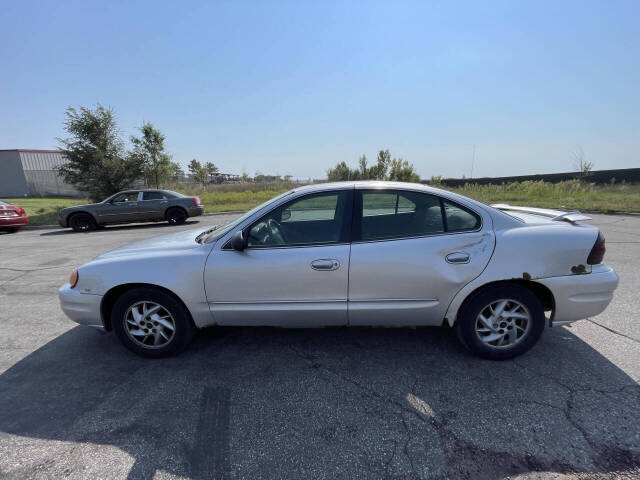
[{"left": 202, "top": 191, "right": 294, "bottom": 244}]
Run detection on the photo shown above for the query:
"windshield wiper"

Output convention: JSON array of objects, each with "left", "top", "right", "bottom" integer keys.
[{"left": 195, "top": 225, "right": 219, "bottom": 244}]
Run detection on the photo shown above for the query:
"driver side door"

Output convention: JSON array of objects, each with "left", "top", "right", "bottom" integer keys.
[
  {"left": 204, "top": 189, "right": 353, "bottom": 326},
  {"left": 96, "top": 191, "right": 142, "bottom": 224}
]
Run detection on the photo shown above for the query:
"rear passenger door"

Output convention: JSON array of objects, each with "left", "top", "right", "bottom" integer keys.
[
  {"left": 139, "top": 191, "right": 169, "bottom": 221},
  {"left": 348, "top": 189, "right": 495, "bottom": 326}
]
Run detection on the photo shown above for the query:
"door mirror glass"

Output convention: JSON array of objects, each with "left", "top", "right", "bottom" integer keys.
[
  {"left": 231, "top": 230, "right": 246, "bottom": 251},
  {"left": 281, "top": 209, "right": 291, "bottom": 221}
]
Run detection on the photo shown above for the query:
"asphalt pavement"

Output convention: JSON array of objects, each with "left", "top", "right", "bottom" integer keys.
[{"left": 0, "top": 214, "right": 639, "bottom": 479}]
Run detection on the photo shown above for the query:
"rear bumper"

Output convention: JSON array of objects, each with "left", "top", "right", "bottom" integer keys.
[
  {"left": 58, "top": 283, "right": 105, "bottom": 330},
  {"left": 538, "top": 265, "right": 619, "bottom": 325},
  {"left": 0, "top": 216, "right": 28, "bottom": 227},
  {"left": 188, "top": 206, "right": 204, "bottom": 217}
]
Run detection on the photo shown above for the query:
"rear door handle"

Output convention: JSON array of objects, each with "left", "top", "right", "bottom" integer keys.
[
  {"left": 446, "top": 252, "right": 470, "bottom": 264},
  {"left": 311, "top": 259, "right": 340, "bottom": 271}
]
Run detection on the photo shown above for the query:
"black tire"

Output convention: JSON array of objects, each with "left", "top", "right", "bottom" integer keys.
[
  {"left": 455, "top": 285, "right": 545, "bottom": 360},
  {"left": 70, "top": 213, "right": 97, "bottom": 232},
  {"left": 111, "top": 287, "right": 195, "bottom": 358},
  {"left": 166, "top": 208, "right": 187, "bottom": 225},
  {"left": 3, "top": 227, "right": 19, "bottom": 233}
]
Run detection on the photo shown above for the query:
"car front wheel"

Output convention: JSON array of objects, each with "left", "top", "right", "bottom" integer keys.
[
  {"left": 455, "top": 285, "right": 545, "bottom": 360},
  {"left": 111, "top": 287, "right": 195, "bottom": 357},
  {"left": 70, "top": 213, "right": 97, "bottom": 232}
]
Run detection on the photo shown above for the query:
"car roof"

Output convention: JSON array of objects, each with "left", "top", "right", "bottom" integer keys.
[{"left": 290, "top": 181, "right": 448, "bottom": 195}]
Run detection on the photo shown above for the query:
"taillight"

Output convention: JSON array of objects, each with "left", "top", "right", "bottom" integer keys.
[
  {"left": 587, "top": 231, "right": 606, "bottom": 265},
  {"left": 193, "top": 197, "right": 201, "bottom": 206},
  {"left": 16, "top": 207, "right": 26, "bottom": 215}
]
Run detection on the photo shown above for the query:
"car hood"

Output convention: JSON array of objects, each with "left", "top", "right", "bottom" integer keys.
[{"left": 95, "top": 228, "right": 207, "bottom": 259}]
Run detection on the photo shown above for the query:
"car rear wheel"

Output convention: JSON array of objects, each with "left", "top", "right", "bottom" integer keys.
[
  {"left": 70, "top": 213, "right": 97, "bottom": 232},
  {"left": 166, "top": 208, "right": 187, "bottom": 225},
  {"left": 455, "top": 285, "right": 545, "bottom": 360},
  {"left": 2, "top": 227, "right": 19, "bottom": 233},
  {"left": 111, "top": 287, "right": 195, "bottom": 358}
]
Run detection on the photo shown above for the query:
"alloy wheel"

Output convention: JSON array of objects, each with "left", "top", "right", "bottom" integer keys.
[
  {"left": 123, "top": 301, "right": 176, "bottom": 349},
  {"left": 475, "top": 299, "right": 532, "bottom": 349}
]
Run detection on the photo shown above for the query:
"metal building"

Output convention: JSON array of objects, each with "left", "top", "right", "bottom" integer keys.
[{"left": 0, "top": 149, "right": 84, "bottom": 197}]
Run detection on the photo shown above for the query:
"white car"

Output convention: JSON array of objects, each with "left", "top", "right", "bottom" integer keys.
[{"left": 59, "top": 181, "right": 618, "bottom": 359}]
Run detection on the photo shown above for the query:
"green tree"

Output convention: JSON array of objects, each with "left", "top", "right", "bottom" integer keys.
[
  {"left": 56, "top": 105, "right": 144, "bottom": 202},
  {"left": 170, "top": 162, "right": 185, "bottom": 178},
  {"left": 205, "top": 162, "right": 219, "bottom": 181},
  {"left": 188, "top": 159, "right": 208, "bottom": 185},
  {"left": 130, "top": 121, "right": 172, "bottom": 189},
  {"left": 356, "top": 155, "right": 368, "bottom": 180},
  {"left": 370, "top": 149, "right": 391, "bottom": 180},
  {"left": 327, "top": 161, "right": 352, "bottom": 181},
  {"left": 188, "top": 159, "right": 202, "bottom": 177},
  {"left": 388, "top": 158, "right": 420, "bottom": 182},
  {"left": 326, "top": 150, "right": 420, "bottom": 183}
]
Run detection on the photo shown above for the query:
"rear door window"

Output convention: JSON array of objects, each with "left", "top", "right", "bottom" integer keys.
[
  {"left": 360, "top": 191, "right": 444, "bottom": 241},
  {"left": 356, "top": 190, "right": 481, "bottom": 241},
  {"left": 142, "top": 191, "right": 167, "bottom": 201}
]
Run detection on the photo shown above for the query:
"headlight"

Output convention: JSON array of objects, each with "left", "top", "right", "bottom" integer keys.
[{"left": 69, "top": 268, "right": 79, "bottom": 288}]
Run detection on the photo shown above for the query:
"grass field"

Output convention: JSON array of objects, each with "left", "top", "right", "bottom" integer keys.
[{"left": 5, "top": 180, "right": 640, "bottom": 226}]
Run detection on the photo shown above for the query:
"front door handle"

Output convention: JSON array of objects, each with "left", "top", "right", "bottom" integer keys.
[
  {"left": 446, "top": 252, "right": 470, "bottom": 264},
  {"left": 311, "top": 259, "right": 340, "bottom": 271}
]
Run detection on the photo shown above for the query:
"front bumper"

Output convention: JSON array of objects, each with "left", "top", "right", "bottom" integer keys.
[
  {"left": 188, "top": 206, "right": 204, "bottom": 217},
  {"left": 59, "top": 283, "right": 104, "bottom": 330},
  {"left": 538, "top": 265, "right": 619, "bottom": 325}
]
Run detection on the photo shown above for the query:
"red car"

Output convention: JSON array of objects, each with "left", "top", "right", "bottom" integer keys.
[{"left": 0, "top": 200, "right": 28, "bottom": 233}]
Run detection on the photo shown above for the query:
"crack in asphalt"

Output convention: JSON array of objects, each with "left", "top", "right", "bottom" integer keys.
[
  {"left": 586, "top": 319, "right": 640, "bottom": 344},
  {"left": 284, "top": 343, "right": 640, "bottom": 478},
  {"left": 0, "top": 265, "right": 77, "bottom": 273},
  {"left": 511, "top": 361, "right": 640, "bottom": 472},
  {"left": 0, "top": 264, "right": 76, "bottom": 290}
]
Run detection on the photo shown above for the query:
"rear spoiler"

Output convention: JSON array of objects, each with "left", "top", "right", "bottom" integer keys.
[{"left": 491, "top": 204, "right": 592, "bottom": 224}]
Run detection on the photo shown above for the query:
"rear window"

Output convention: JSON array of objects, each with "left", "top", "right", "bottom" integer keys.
[{"left": 0, "top": 200, "right": 7, "bottom": 206}]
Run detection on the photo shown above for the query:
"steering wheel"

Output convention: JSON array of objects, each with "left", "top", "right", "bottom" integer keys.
[{"left": 267, "top": 218, "right": 286, "bottom": 244}]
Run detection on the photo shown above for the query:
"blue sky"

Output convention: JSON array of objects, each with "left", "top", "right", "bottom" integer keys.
[{"left": 1, "top": 0, "right": 638, "bottom": 179}]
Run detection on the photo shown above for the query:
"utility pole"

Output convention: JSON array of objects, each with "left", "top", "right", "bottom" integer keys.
[{"left": 470, "top": 144, "right": 476, "bottom": 179}]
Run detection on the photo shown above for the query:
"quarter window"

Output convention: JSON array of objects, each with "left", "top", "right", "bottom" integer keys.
[
  {"left": 246, "top": 191, "right": 350, "bottom": 247},
  {"left": 443, "top": 200, "right": 481, "bottom": 232}
]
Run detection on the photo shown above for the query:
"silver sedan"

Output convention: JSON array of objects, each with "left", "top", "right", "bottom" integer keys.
[{"left": 59, "top": 181, "right": 618, "bottom": 359}]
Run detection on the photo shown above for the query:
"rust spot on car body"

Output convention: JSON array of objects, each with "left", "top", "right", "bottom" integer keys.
[{"left": 571, "top": 265, "right": 587, "bottom": 275}]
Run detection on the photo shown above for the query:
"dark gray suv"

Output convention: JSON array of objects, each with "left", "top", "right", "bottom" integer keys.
[{"left": 58, "top": 189, "right": 204, "bottom": 232}]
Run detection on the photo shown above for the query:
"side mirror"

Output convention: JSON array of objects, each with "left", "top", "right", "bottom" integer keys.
[{"left": 230, "top": 230, "right": 246, "bottom": 251}]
